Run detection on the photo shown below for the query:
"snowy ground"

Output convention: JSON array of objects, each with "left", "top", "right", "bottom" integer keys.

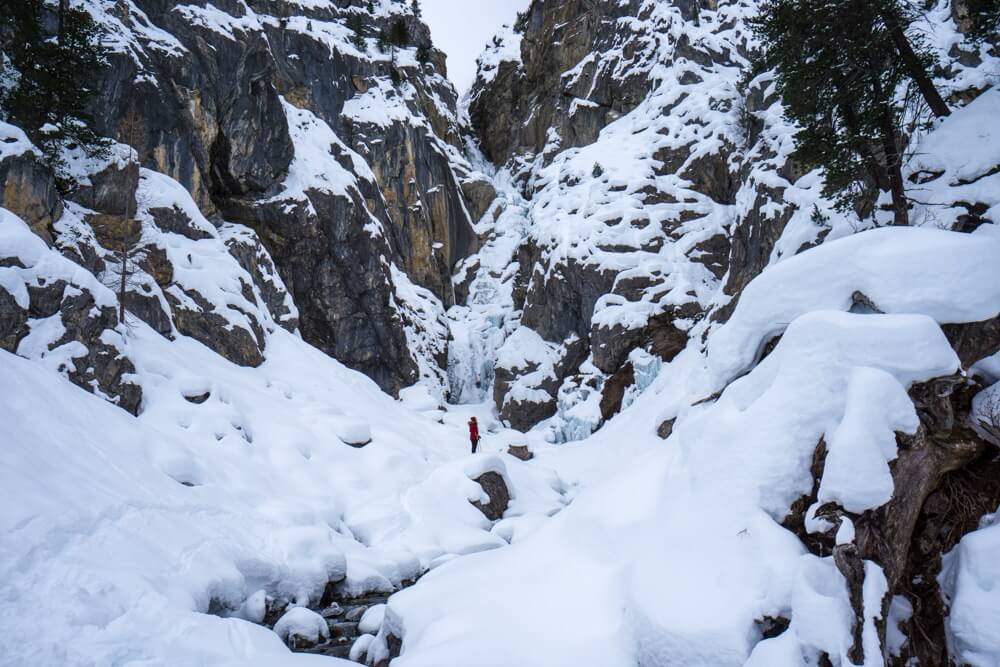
[
  {"left": 369, "top": 224, "right": 1000, "bottom": 667},
  {"left": 0, "top": 294, "right": 567, "bottom": 666}
]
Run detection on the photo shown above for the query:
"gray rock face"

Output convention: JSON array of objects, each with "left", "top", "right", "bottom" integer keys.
[
  {"left": 468, "top": 0, "right": 745, "bottom": 430},
  {"left": 78, "top": 0, "right": 477, "bottom": 394},
  {"left": 0, "top": 273, "right": 142, "bottom": 415},
  {"left": 0, "top": 281, "right": 28, "bottom": 351},
  {"left": 468, "top": 0, "right": 652, "bottom": 166},
  {"left": 224, "top": 185, "right": 420, "bottom": 393},
  {"left": 0, "top": 151, "right": 62, "bottom": 244}
]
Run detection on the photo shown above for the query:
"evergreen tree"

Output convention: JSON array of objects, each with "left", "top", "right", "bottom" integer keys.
[
  {"left": 377, "top": 27, "right": 390, "bottom": 53},
  {"left": 0, "top": 0, "right": 109, "bottom": 178},
  {"left": 347, "top": 14, "right": 366, "bottom": 50},
  {"left": 873, "top": 0, "right": 950, "bottom": 117},
  {"left": 389, "top": 18, "right": 410, "bottom": 46},
  {"left": 965, "top": 0, "right": 1000, "bottom": 40},
  {"left": 411, "top": 0, "right": 422, "bottom": 18},
  {"left": 514, "top": 10, "right": 531, "bottom": 34},
  {"left": 417, "top": 44, "right": 431, "bottom": 66},
  {"left": 750, "top": 0, "right": 948, "bottom": 226}
]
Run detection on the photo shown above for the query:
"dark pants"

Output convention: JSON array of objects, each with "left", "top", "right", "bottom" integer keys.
[{"left": 471, "top": 437, "right": 479, "bottom": 454}]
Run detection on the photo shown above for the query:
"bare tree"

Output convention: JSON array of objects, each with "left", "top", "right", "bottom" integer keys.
[{"left": 96, "top": 109, "right": 147, "bottom": 327}]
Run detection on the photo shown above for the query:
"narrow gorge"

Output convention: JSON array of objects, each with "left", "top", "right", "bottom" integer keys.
[{"left": 1, "top": 1, "right": 999, "bottom": 666}]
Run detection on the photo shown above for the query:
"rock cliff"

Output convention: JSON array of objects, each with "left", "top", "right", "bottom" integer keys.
[
  {"left": 457, "top": 0, "right": 1000, "bottom": 440},
  {"left": 79, "top": 0, "right": 483, "bottom": 395}
]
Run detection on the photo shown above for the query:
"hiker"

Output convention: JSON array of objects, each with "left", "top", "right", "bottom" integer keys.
[{"left": 468, "top": 416, "right": 480, "bottom": 454}]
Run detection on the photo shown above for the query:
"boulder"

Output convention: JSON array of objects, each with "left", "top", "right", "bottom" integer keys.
[
  {"left": 507, "top": 445, "right": 534, "bottom": 461},
  {"left": 599, "top": 361, "right": 635, "bottom": 421},
  {"left": 471, "top": 471, "right": 511, "bottom": 521},
  {"left": 336, "top": 418, "right": 372, "bottom": 448},
  {"left": 0, "top": 151, "right": 62, "bottom": 244}
]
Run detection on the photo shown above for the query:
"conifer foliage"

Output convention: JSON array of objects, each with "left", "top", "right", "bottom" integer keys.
[
  {"left": 965, "top": 0, "right": 1000, "bottom": 40},
  {"left": 0, "top": 0, "right": 109, "bottom": 179},
  {"left": 750, "top": 0, "right": 951, "bottom": 226}
]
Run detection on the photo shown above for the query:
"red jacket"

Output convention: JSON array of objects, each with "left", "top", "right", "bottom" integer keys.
[{"left": 468, "top": 421, "right": 479, "bottom": 441}]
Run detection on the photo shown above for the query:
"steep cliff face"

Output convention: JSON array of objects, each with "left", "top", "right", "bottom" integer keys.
[
  {"left": 457, "top": 0, "right": 757, "bottom": 435},
  {"left": 459, "top": 0, "right": 999, "bottom": 439},
  {"left": 79, "top": 0, "right": 481, "bottom": 395}
]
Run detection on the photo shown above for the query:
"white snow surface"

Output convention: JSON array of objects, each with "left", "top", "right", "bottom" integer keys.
[
  {"left": 377, "top": 224, "right": 984, "bottom": 667},
  {"left": 0, "top": 210, "right": 566, "bottom": 666},
  {"left": 273, "top": 607, "right": 330, "bottom": 644},
  {"left": 941, "top": 512, "right": 1000, "bottom": 667}
]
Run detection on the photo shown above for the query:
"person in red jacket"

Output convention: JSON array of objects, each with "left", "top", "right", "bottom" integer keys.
[{"left": 468, "top": 416, "right": 480, "bottom": 454}]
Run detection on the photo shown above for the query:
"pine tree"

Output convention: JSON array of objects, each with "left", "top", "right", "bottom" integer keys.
[
  {"left": 417, "top": 44, "right": 431, "bottom": 65},
  {"left": 750, "top": 0, "right": 948, "bottom": 226},
  {"left": 964, "top": 0, "right": 1000, "bottom": 40},
  {"left": 347, "top": 14, "right": 366, "bottom": 50},
  {"left": 0, "top": 0, "right": 110, "bottom": 179},
  {"left": 411, "top": 0, "right": 422, "bottom": 18},
  {"left": 514, "top": 10, "right": 530, "bottom": 34},
  {"left": 389, "top": 18, "right": 410, "bottom": 46},
  {"left": 872, "top": 0, "right": 950, "bottom": 117}
]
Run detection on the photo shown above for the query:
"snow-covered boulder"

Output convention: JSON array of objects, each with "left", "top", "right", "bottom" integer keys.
[
  {"left": 335, "top": 418, "right": 373, "bottom": 448},
  {"left": 272, "top": 606, "right": 330, "bottom": 650},
  {"left": 357, "top": 603, "right": 386, "bottom": 635}
]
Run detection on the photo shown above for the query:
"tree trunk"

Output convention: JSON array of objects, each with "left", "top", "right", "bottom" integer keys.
[
  {"left": 880, "top": 7, "right": 951, "bottom": 117},
  {"left": 118, "top": 247, "right": 128, "bottom": 325},
  {"left": 57, "top": 0, "right": 68, "bottom": 45},
  {"left": 840, "top": 101, "right": 890, "bottom": 192},
  {"left": 878, "top": 104, "right": 909, "bottom": 226}
]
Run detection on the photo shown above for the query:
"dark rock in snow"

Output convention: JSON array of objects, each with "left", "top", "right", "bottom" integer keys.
[
  {"left": 507, "top": 445, "right": 534, "bottom": 461},
  {"left": 656, "top": 418, "right": 676, "bottom": 440},
  {"left": 599, "top": 361, "right": 635, "bottom": 421},
  {"left": 471, "top": 471, "right": 510, "bottom": 521}
]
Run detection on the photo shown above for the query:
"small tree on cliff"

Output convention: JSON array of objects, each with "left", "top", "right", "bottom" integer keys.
[
  {"left": 389, "top": 18, "right": 410, "bottom": 46},
  {"left": 0, "top": 0, "right": 110, "bottom": 179},
  {"left": 411, "top": 0, "right": 422, "bottom": 18},
  {"left": 347, "top": 14, "right": 366, "bottom": 50},
  {"left": 750, "top": 0, "right": 949, "bottom": 226},
  {"left": 97, "top": 110, "right": 146, "bottom": 326}
]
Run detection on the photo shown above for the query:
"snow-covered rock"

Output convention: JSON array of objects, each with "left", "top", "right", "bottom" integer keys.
[{"left": 273, "top": 606, "right": 330, "bottom": 649}]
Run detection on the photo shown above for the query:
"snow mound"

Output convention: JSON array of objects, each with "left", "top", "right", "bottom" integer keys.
[
  {"left": 709, "top": 226, "right": 1000, "bottom": 385},
  {"left": 273, "top": 607, "right": 329, "bottom": 647},
  {"left": 941, "top": 514, "right": 1000, "bottom": 667}
]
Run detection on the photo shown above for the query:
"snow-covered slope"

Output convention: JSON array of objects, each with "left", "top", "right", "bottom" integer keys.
[
  {"left": 0, "top": 201, "right": 567, "bottom": 664},
  {"left": 369, "top": 219, "right": 1000, "bottom": 667}
]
